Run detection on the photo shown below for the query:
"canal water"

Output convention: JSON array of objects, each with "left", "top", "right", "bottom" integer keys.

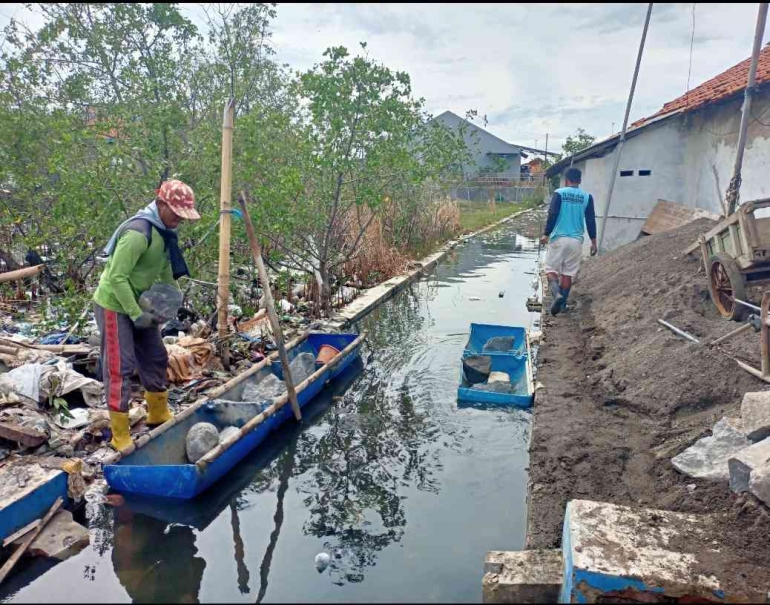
[{"left": 1, "top": 216, "right": 542, "bottom": 603}]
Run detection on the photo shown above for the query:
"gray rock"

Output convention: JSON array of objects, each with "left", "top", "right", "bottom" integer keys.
[
  {"left": 242, "top": 373, "right": 286, "bottom": 403},
  {"left": 471, "top": 382, "right": 517, "bottom": 394},
  {"left": 314, "top": 552, "right": 331, "bottom": 572},
  {"left": 139, "top": 283, "right": 182, "bottom": 323},
  {"left": 463, "top": 355, "right": 492, "bottom": 384},
  {"left": 671, "top": 417, "right": 750, "bottom": 482},
  {"left": 218, "top": 426, "right": 241, "bottom": 444},
  {"left": 728, "top": 437, "right": 770, "bottom": 493},
  {"left": 483, "top": 336, "right": 516, "bottom": 352},
  {"left": 750, "top": 460, "right": 770, "bottom": 506},
  {"left": 741, "top": 391, "right": 770, "bottom": 442},
  {"left": 289, "top": 352, "right": 316, "bottom": 384},
  {"left": 186, "top": 422, "right": 220, "bottom": 463}
]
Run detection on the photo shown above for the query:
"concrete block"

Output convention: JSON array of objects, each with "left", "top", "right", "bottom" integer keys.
[
  {"left": 671, "top": 417, "right": 749, "bottom": 482},
  {"left": 728, "top": 437, "right": 770, "bottom": 493},
  {"left": 482, "top": 550, "right": 562, "bottom": 604},
  {"left": 741, "top": 391, "right": 770, "bottom": 442},
  {"left": 561, "top": 499, "right": 766, "bottom": 603},
  {"left": 12, "top": 509, "right": 89, "bottom": 561},
  {"left": 749, "top": 460, "right": 770, "bottom": 507}
]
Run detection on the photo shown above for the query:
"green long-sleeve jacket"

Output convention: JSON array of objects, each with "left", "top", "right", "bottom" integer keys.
[{"left": 93, "top": 226, "right": 180, "bottom": 321}]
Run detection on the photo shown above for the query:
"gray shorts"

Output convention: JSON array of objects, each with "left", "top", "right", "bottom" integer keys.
[{"left": 94, "top": 303, "right": 168, "bottom": 412}]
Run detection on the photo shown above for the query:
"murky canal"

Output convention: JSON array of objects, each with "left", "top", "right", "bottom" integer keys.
[{"left": 2, "top": 216, "right": 542, "bottom": 603}]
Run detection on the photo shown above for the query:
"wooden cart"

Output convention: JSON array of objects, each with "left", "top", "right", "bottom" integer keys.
[{"left": 685, "top": 198, "right": 770, "bottom": 321}]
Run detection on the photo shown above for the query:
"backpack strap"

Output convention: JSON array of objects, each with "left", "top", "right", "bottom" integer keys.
[{"left": 123, "top": 218, "right": 153, "bottom": 248}]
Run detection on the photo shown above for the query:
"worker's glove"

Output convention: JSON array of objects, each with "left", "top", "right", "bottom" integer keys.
[{"left": 133, "top": 311, "right": 157, "bottom": 330}]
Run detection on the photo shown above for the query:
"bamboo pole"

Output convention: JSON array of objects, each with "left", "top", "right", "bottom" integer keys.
[
  {"left": 105, "top": 332, "right": 311, "bottom": 461},
  {"left": 0, "top": 265, "right": 44, "bottom": 284},
  {"left": 726, "top": 2, "right": 769, "bottom": 215},
  {"left": 0, "top": 497, "right": 62, "bottom": 586},
  {"left": 217, "top": 99, "right": 236, "bottom": 369},
  {"left": 0, "top": 338, "right": 90, "bottom": 354},
  {"left": 237, "top": 191, "right": 301, "bottom": 421},
  {"left": 196, "top": 332, "right": 366, "bottom": 470}
]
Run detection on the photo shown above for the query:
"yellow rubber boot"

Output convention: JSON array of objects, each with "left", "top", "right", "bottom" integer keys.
[
  {"left": 109, "top": 411, "right": 133, "bottom": 451},
  {"left": 145, "top": 390, "right": 173, "bottom": 426}
]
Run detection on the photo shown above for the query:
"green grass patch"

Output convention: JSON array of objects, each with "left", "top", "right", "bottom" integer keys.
[{"left": 458, "top": 197, "right": 541, "bottom": 234}]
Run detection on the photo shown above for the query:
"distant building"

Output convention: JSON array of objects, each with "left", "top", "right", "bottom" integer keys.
[
  {"left": 431, "top": 110, "right": 528, "bottom": 180},
  {"left": 522, "top": 158, "right": 546, "bottom": 180},
  {"left": 546, "top": 45, "right": 770, "bottom": 252}
]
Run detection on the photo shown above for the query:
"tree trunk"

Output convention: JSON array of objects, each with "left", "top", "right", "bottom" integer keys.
[{"left": 318, "top": 264, "right": 332, "bottom": 314}]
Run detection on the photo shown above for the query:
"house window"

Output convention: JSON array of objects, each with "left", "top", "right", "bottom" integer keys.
[
  {"left": 639, "top": 169, "right": 652, "bottom": 176},
  {"left": 620, "top": 170, "right": 633, "bottom": 177}
]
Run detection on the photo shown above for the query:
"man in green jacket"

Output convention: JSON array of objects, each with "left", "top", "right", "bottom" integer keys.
[{"left": 93, "top": 179, "right": 200, "bottom": 450}]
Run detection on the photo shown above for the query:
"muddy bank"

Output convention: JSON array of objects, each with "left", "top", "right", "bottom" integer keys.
[{"left": 526, "top": 219, "right": 770, "bottom": 589}]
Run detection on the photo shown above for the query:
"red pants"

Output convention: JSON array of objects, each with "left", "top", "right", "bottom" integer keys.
[{"left": 94, "top": 304, "right": 168, "bottom": 412}]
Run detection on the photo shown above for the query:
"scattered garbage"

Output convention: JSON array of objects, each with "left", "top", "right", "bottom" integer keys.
[
  {"left": 186, "top": 422, "right": 220, "bottom": 463},
  {"left": 52, "top": 407, "right": 90, "bottom": 430}
]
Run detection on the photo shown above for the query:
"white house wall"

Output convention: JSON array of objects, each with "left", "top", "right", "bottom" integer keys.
[{"left": 564, "top": 90, "right": 770, "bottom": 254}]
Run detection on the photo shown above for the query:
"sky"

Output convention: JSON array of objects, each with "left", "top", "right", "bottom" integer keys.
[{"left": 1, "top": 3, "right": 769, "bottom": 154}]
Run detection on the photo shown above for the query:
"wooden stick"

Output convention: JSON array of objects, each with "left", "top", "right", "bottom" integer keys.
[
  {"left": 0, "top": 265, "right": 44, "bottom": 284},
  {"left": 217, "top": 99, "right": 235, "bottom": 369},
  {"left": 196, "top": 332, "right": 366, "bottom": 470},
  {"left": 0, "top": 338, "right": 90, "bottom": 354},
  {"left": 2, "top": 520, "right": 41, "bottom": 548},
  {"left": 735, "top": 358, "right": 770, "bottom": 384},
  {"left": 0, "top": 497, "right": 62, "bottom": 586},
  {"left": 708, "top": 322, "right": 753, "bottom": 347},
  {"left": 238, "top": 191, "right": 301, "bottom": 421},
  {"left": 103, "top": 332, "right": 311, "bottom": 462},
  {"left": 61, "top": 305, "right": 90, "bottom": 346}
]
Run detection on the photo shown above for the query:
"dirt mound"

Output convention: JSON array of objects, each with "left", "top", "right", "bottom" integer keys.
[
  {"left": 527, "top": 219, "right": 770, "bottom": 591},
  {"left": 579, "top": 218, "right": 765, "bottom": 419}
]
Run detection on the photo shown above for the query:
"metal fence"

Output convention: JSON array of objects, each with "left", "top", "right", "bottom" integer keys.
[{"left": 425, "top": 182, "right": 549, "bottom": 204}]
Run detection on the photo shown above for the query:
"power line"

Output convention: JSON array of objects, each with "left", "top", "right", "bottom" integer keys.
[{"left": 685, "top": 3, "right": 696, "bottom": 109}]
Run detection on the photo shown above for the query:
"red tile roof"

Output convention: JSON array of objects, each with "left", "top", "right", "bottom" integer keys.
[{"left": 631, "top": 44, "right": 770, "bottom": 128}]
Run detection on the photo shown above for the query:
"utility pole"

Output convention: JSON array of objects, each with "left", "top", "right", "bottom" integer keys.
[
  {"left": 725, "top": 2, "right": 768, "bottom": 215},
  {"left": 611, "top": 122, "right": 615, "bottom": 134},
  {"left": 543, "top": 133, "right": 549, "bottom": 186},
  {"left": 598, "top": 3, "right": 653, "bottom": 254}
]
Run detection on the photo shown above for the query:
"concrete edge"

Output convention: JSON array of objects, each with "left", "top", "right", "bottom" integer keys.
[{"left": 323, "top": 206, "right": 538, "bottom": 331}]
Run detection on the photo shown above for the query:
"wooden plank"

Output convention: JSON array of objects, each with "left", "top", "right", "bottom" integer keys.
[
  {"left": 2, "top": 520, "right": 40, "bottom": 548},
  {"left": 0, "top": 497, "right": 62, "bottom": 586},
  {"left": 729, "top": 224, "right": 742, "bottom": 256},
  {"left": 0, "top": 422, "right": 47, "bottom": 448},
  {"left": 641, "top": 200, "right": 720, "bottom": 236}
]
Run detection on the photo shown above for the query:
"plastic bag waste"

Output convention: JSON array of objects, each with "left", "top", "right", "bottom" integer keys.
[{"left": 471, "top": 381, "right": 516, "bottom": 394}]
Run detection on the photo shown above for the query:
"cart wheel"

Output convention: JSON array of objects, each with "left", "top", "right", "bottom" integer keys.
[{"left": 708, "top": 253, "right": 748, "bottom": 322}]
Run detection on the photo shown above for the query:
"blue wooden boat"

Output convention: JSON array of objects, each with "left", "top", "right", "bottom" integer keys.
[
  {"left": 457, "top": 323, "right": 534, "bottom": 408},
  {"left": 104, "top": 332, "right": 365, "bottom": 500}
]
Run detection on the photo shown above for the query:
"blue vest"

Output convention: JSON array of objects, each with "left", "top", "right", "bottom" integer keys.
[{"left": 551, "top": 187, "right": 590, "bottom": 242}]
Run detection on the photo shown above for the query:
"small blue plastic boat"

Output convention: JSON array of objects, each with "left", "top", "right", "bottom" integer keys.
[
  {"left": 457, "top": 323, "right": 534, "bottom": 408},
  {"left": 104, "top": 332, "right": 365, "bottom": 500}
]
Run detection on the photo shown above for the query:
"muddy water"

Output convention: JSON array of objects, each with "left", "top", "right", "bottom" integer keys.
[{"left": 1, "top": 216, "right": 542, "bottom": 604}]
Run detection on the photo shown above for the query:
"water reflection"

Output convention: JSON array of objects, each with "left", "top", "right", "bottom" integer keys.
[{"left": 112, "top": 509, "right": 206, "bottom": 603}]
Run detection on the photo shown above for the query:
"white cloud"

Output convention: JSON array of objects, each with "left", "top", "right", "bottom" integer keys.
[{"left": 2, "top": 2, "right": 768, "bottom": 153}]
